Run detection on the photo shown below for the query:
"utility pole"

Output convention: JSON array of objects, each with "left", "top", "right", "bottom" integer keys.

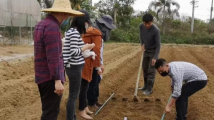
[
  {"left": 210, "top": 0, "right": 213, "bottom": 23},
  {"left": 190, "top": 0, "right": 198, "bottom": 34}
]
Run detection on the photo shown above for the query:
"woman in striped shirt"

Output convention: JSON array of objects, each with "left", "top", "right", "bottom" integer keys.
[{"left": 63, "top": 12, "right": 94, "bottom": 120}]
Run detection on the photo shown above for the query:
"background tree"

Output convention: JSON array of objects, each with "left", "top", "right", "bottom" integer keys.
[
  {"left": 149, "top": 0, "right": 180, "bottom": 34},
  {"left": 70, "top": 0, "right": 93, "bottom": 10},
  {"left": 95, "top": 0, "right": 135, "bottom": 27},
  {"left": 43, "top": 0, "right": 54, "bottom": 8}
]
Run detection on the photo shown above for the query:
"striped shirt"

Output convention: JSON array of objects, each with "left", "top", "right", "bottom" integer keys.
[
  {"left": 63, "top": 28, "right": 85, "bottom": 66},
  {"left": 168, "top": 62, "right": 207, "bottom": 98}
]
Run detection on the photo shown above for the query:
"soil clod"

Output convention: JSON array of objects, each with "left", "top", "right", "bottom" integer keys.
[
  {"left": 133, "top": 97, "right": 138, "bottom": 102},
  {"left": 144, "top": 98, "right": 150, "bottom": 102},
  {"left": 112, "top": 97, "right": 117, "bottom": 101},
  {"left": 122, "top": 98, "right": 128, "bottom": 101}
]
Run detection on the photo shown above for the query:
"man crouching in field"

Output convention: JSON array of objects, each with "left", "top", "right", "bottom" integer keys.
[
  {"left": 138, "top": 13, "right": 161, "bottom": 95},
  {"left": 155, "top": 59, "right": 207, "bottom": 120}
]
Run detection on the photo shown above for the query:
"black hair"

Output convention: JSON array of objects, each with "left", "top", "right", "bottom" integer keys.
[
  {"left": 142, "top": 13, "right": 153, "bottom": 23},
  {"left": 155, "top": 59, "right": 167, "bottom": 69},
  {"left": 70, "top": 16, "right": 87, "bottom": 34},
  {"left": 79, "top": 9, "right": 91, "bottom": 25}
]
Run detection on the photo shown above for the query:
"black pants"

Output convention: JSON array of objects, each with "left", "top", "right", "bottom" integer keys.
[
  {"left": 176, "top": 80, "right": 207, "bottom": 120},
  {"left": 65, "top": 64, "right": 84, "bottom": 120},
  {"left": 142, "top": 51, "right": 156, "bottom": 82},
  {"left": 79, "top": 79, "right": 89, "bottom": 111},
  {"left": 96, "top": 75, "right": 101, "bottom": 98},
  {"left": 87, "top": 68, "right": 99, "bottom": 106},
  {"left": 38, "top": 80, "right": 62, "bottom": 120}
]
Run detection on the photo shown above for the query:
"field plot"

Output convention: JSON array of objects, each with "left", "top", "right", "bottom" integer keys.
[{"left": 0, "top": 43, "right": 214, "bottom": 120}]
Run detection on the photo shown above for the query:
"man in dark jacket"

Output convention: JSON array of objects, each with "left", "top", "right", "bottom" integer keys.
[{"left": 138, "top": 13, "right": 161, "bottom": 95}]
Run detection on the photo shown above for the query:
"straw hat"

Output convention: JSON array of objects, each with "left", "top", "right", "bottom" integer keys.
[{"left": 41, "top": 0, "right": 84, "bottom": 16}]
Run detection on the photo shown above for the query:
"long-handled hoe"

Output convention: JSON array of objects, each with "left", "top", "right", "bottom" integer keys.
[
  {"left": 161, "top": 95, "right": 172, "bottom": 120},
  {"left": 133, "top": 52, "right": 144, "bottom": 102}
]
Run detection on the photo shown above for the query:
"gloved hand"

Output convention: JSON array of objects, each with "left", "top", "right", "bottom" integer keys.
[
  {"left": 82, "top": 43, "right": 96, "bottom": 59},
  {"left": 82, "top": 50, "right": 96, "bottom": 60}
]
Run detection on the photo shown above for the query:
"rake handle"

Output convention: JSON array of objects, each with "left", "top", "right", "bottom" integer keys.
[
  {"left": 134, "top": 52, "right": 144, "bottom": 97},
  {"left": 95, "top": 93, "right": 115, "bottom": 116}
]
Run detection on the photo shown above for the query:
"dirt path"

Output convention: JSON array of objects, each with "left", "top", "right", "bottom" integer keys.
[
  {"left": 0, "top": 44, "right": 214, "bottom": 120},
  {"left": 0, "top": 53, "right": 33, "bottom": 62},
  {"left": 0, "top": 45, "right": 33, "bottom": 56}
]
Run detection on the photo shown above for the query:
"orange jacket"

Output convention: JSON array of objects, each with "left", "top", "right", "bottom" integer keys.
[{"left": 82, "top": 27, "right": 102, "bottom": 82}]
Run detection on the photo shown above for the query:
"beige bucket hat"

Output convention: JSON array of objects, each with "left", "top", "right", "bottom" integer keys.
[{"left": 41, "top": 0, "right": 84, "bottom": 16}]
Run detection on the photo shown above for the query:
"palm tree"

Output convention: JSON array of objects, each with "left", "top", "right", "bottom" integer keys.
[{"left": 149, "top": 0, "right": 180, "bottom": 34}]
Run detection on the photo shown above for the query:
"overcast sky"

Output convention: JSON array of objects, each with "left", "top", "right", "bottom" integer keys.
[{"left": 92, "top": 0, "right": 212, "bottom": 21}]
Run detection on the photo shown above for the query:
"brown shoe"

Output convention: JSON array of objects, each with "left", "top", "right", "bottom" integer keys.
[
  {"left": 88, "top": 105, "right": 99, "bottom": 111},
  {"left": 95, "top": 102, "right": 103, "bottom": 107}
]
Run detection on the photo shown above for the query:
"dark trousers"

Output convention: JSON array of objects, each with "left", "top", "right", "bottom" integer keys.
[
  {"left": 38, "top": 80, "right": 62, "bottom": 120},
  {"left": 65, "top": 64, "right": 84, "bottom": 120},
  {"left": 142, "top": 51, "right": 156, "bottom": 82},
  {"left": 79, "top": 79, "right": 89, "bottom": 111},
  {"left": 95, "top": 75, "right": 101, "bottom": 98},
  {"left": 87, "top": 68, "right": 99, "bottom": 106},
  {"left": 176, "top": 80, "right": 207, "bottom": 120}
]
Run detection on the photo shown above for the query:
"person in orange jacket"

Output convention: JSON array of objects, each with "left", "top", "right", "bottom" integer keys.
[
  {"left": 78, "top": 10, "right": 102, "bottom": 120},
  {"left": 85, "top": 15, "right": 117, "bottom": 109}
]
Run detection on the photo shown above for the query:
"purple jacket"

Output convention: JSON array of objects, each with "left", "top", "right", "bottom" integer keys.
[{"left": 34, "top": 15, "right": 65, "bottom": 84}]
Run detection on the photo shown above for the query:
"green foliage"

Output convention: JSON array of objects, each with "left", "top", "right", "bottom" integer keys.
[
  {"left": 95, "top": 0, "right": 135, "bottom": 27},
  {"left": 43, "top": 0, "right": 53, "bottom": 8},
  {"left": 5, "top": 27, "right": 17, "bottom": 37},
  {"left": 117, "top": 5, "right": 134, "bottom": 27},
  {"left": 208, "top": 19, "right": 214, "bottom": 33},
  {"left": 110, "top": 17, "right": 141, "bottom": 43},
  {"left": 161, "top": 34, "right": 214, "bottom": 44},
  {"left": 109, "top": 14, "right": 214, "bottom": 45},
  {"left": 171, "top": 20, "right": 181, "bottom": 28}
]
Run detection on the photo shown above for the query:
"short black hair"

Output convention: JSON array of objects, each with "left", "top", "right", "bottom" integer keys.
[
  {"left": 155, "top": 59, "right": 167, "bottom": 69},
  {"left": 142, "top": 14, "right": 153, "bottom": 23},
  {"left": 70, "top": 16, "right": 87, "bottom": 34}
]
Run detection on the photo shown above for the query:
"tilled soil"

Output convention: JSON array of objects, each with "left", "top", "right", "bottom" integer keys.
[{"left": 0, "top": 44, "right": 214, "bottom": 120}]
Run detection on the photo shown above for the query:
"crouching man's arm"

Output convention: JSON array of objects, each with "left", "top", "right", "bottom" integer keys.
[{"left": 165, "top": 73, "right": 183, "bottom": 113}]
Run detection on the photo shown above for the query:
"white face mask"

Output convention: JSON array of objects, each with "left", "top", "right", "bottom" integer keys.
[{"left": 85, "top": 24, "right": 89, "bottom": 29}]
